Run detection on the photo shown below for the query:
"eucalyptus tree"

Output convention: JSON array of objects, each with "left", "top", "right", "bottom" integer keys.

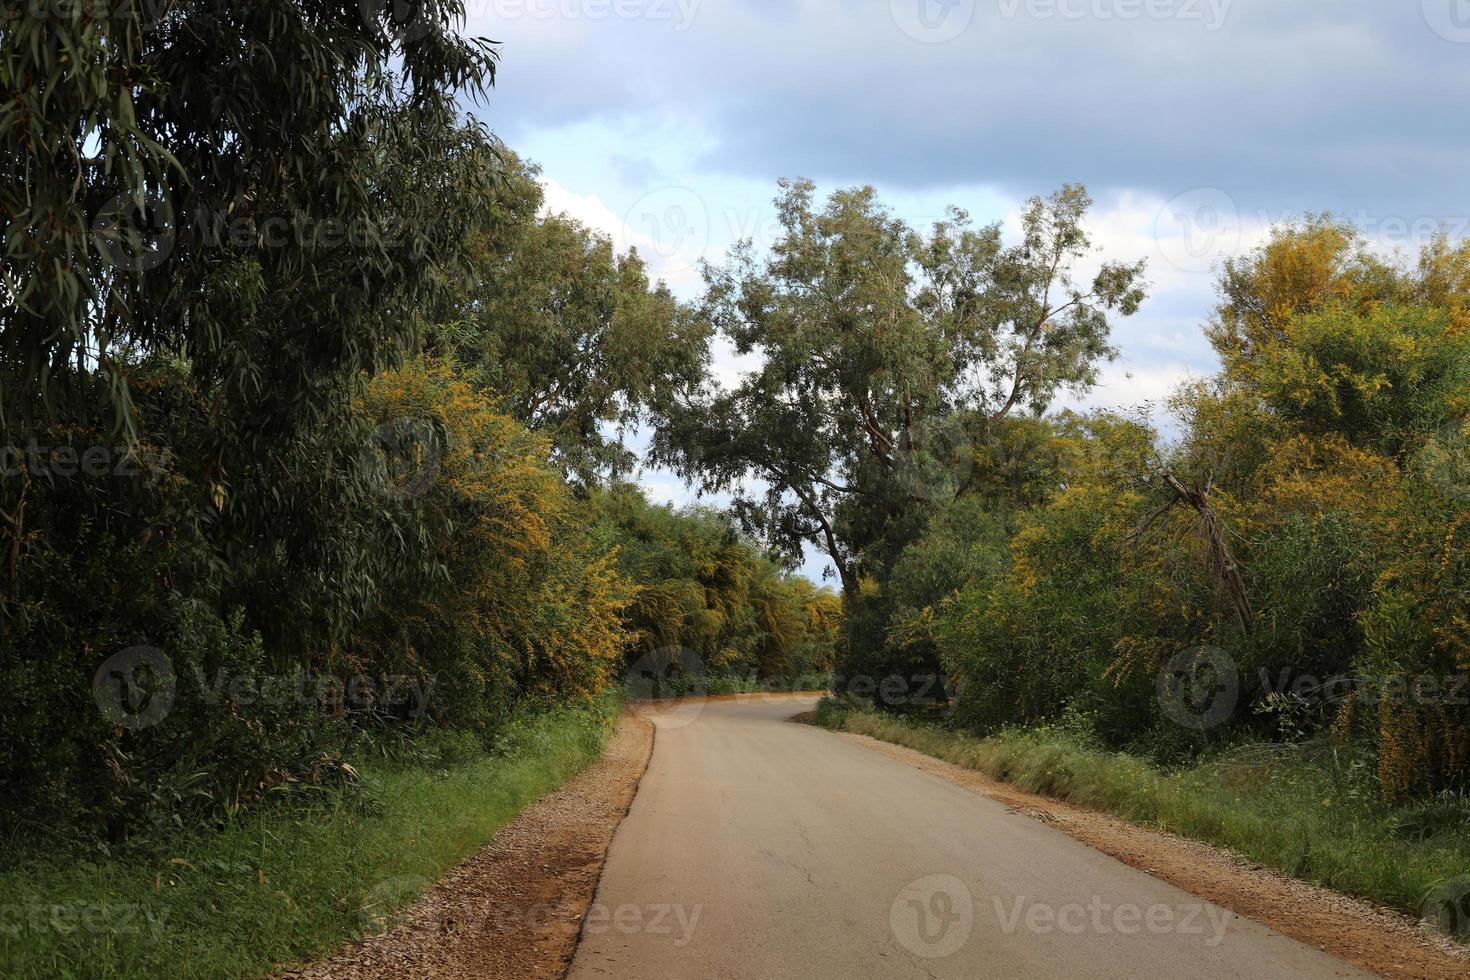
[
  {"left": 431, "top": 155, "right": 711, "bottom": 484},
  {"left": 2, "top": 1, "right": 502, "bottom": 642},
  {"left": 0, "top": 1, "right": 506, "bottom": 824},
  {"left": 2, "top": 0, "right": 497, "bottom": 437},
  {"left": 656, "top": 179, "right": 1147, "bottom": 597}
]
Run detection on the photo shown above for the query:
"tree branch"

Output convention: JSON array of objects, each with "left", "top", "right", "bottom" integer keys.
[{"left": 1134, "top": 470, "right": 1253, "bottom": 636}]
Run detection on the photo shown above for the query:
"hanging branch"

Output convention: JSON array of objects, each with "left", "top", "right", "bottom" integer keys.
[
  {"left": 0, "top": 478, "right": 28, "bottom": 607},
  {"left": 1130, "top": 469, "right": 1253, "bottom": 636}
]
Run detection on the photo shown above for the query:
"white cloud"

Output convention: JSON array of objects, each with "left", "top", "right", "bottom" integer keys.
[
  {"left": 539, "top": 174, "right": 713, "bottom": 296},
  {"left": 1058, "top": 360, "right": 1197, "bottom": 418}
]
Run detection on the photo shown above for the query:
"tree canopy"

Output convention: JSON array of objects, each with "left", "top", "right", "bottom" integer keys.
[
  {"left": 657, "top": 180, "right": 1146, "bottom": 595},
  {"left": 430, "top": 153, "right": 710, "bottom": 483}
]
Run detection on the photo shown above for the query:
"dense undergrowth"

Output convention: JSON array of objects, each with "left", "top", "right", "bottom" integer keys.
[{"left": 0, "top": 698, "right": 618, "bottom": 979}]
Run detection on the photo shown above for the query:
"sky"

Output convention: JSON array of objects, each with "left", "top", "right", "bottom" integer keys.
[{"left": 455, "top": 0, "right": 1470, "bottom": 582}]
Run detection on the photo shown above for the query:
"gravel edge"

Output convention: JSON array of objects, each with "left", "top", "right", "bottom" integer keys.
[{"left": 285, "top": 709, "right": 656, "bottom": 980}]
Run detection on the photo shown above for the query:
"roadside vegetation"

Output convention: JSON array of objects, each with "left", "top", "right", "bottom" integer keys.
[
  {"left": 0, "top": 699, "right": 617, "bottom": 979},
  {"left": 652, "top": 160, "right": 1470, "bottom": 936},
  {"left": 778, "top": 223, "right": 1470, "bottom": 939}
]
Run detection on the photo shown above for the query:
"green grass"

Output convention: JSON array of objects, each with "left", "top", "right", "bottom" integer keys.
[
  {"left": 0, "top": 698, "right": 620, "bottom": 979},
  {"left": 814, "top": 700, "right": 1470, "bottom": 940}
]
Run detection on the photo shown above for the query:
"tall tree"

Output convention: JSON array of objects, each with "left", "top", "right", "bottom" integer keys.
[
  {"left": 431, "top": 154, "right": 711, "bottom": 483},
  {"left": 2, "top": 0, "right": 498, "bottom": 438},
  {"left": 1, "top": 1, "right": 505, "bottom": 655},
  {"left": 656, "top": 179, "right": 1147, "bottom": 595},
  {"left": 0, "top": 1, "right": 507, "bottom": 827}
]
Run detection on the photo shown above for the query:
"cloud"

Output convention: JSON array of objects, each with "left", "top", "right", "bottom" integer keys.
[
  {"left": 479, "top": 1, "right": 1470, "bottom": 219},
  {"left": 538, "top": 176, "right": 626, "bottom": 241},
  {"left": 474, "top": 2, "right": 1470, "bottom": 581},
  {"left": 539, "top": 175, "right": 709, "bottom": 294},
  {"left": 1060, "top": 360, "right": 1197, "bottom": 414}
]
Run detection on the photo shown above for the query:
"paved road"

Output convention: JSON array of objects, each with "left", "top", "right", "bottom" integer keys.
[{"left": 568, "top": 695, "right": 1370, "bottom": 980}]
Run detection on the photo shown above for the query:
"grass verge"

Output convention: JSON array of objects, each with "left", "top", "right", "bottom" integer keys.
[
  {"left": 0, "top": 697, "right": 619, "bottom": 979},
  {"left": 813, "top": 699, "right": 1470, "bottom": 940}
]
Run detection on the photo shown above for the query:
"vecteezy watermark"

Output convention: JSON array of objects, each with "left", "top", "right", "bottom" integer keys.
[
  {"left": 92, "top": 190, "right": 175, "bottom": 274},
  {"left": 1422, "top": 877, "right": 1470, "bottom": 938},
  {"left": 23, "top": 0, "right": 177, "bottom": 34},
  {"left": 894, "top": 413, "right": 978, "bottom": 505},
  {"left": 891, "top": 874, "right": 975, "bottom": 957},
  {"left": 1349, "top": 209, "right": 1470, "bottom": 244},
  {"left": 623, "top": 186, "right": 712, "bottom": 279},
  {"left": 362, "top": 0, "right": 701, "bottom": 47},
  {"left": 1157, "top": 644, "right": 1470, "bottom": 732},
  {"left": 581, "top": 903, "right": 703, "bottom": 947},
  {"left": 356, "top": 876, "right": 703, "bottom": 946},
  {"left": 1155, "top": 188, "right": 1242, "bottom": 274},
  {"left": 1157, "top": 645, "right": 1239, "bottom": 731},
  {"left": 624, "top": 645, "right": 708, "bottom": 729},
  {"left": 473, "top": 0, "right": 700, "bottom": 29},
  {"left": 359, "top": 874, "right": 430, "bottom": 938},
  {"left": 359, "top": 0, "right": 436, "bottom": 43},
  {"left": 369, "top": 416, "right": 444, "bottom": 500},
  {"left": 993, "top": 896, "right": 1232, "bottom": 946},
  {"left": 835, "top": 672, "right": 956, "bottom": 713},
  {"left": 93, "top": 646, "right": 176, "bottom": 732},
  {"left": 1423, "top": 0, "right": 1470, "bottom": 44},
  {"left": 621, "top": 185, "right": 793, "bottom": 281},
  {"left": 188, "top": 666, "right": 437, "bottom": 718},
  {"left": 890, "top": 0, "right": 976, "bottom": 43},
  {"left": 92, "top": 188, "right": 442, "bottom": 275},
  {"left": 193, "top": 208, "right": 420, "bottom": 253},
  {"left": 0, "top": 443, "right": 171, "bottom": 485},
  {"left": 1424, "top": 419, "right": 1470, "bottom": 502},
  {"left": 0, "top": 901, "right": 169, "bottom": 942},
  {"left": 999, "top": 0, "right": 1230, "bottom": 29},
  {"left": 93, "top": 646, "right": 437, "bottom": 732},
  {"left": 1256, "top": 670, "right": 1470, "bottom": 710},
  {"left": 1155, "top": 190, "right": 1470, "bottom": 274}
]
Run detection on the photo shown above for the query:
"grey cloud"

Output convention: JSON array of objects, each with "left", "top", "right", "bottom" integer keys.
[{"left": 478, "top": 0, "right": 1470, "bottom": 218}]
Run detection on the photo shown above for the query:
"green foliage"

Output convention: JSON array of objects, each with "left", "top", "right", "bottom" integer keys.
[
  {"left": 883, "top": 218, "right": 1470, "bottom": 801},
  {"left": 656, "top": 180, "right": 1145, "bottom": 702},
  {"left": 353, "top": 360, "right": 634, "bottom": 733},
  {"left": 2, "top": 0, "right": 497, "bottom": 437},
  {"left": 590, "top": 485, "right": 840, "bottom": 682},
  {"left": 657, "top": 180, "right": 1146, "bottom": 595},
  {"left": 0, "top": 697, "right": 617, "bottom": 979},
  {"left": 0, "top": 2, "right": 704, "bottom": 846},
  {"left": 430, "top": 152, "right": 710, "bottom": 483}
]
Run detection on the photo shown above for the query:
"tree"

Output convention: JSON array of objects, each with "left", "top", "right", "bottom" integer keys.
[
  {"left": 589, "top": 484, "right": 840, "bottom": 680},
  {"left": 0, "top": 1, "right": 506, "bottom": 831},
  {"left": 2, "top": 0, "right": 498, "bottom": 439},
  {"left": 2, "top": 2, "right": 505, "bottom": 656},
  {"left": 431, "top": 154, "right": 711, "bottom": 483},
  {"left": 355, "top": 360, "right": 632, "bottom": 732},
  {"left": 656, "top": 179, "right": 1146, "bottom": 596}
]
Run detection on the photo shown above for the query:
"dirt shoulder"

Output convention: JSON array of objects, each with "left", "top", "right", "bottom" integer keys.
[
  {"left": 288, "top": 709, "right": 655, "bottom": 980},
  {"left": 802, "top": 716, "right": 1470, "bottom": 980}
]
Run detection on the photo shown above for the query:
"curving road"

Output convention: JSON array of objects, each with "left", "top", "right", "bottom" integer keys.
[{"left": 568, "top": 694, "right": 1370, "bottom": 980}]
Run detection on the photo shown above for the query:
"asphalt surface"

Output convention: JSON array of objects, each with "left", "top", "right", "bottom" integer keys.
[{"left": 567, "top": 695, "right": 1371, "bottom": 980}]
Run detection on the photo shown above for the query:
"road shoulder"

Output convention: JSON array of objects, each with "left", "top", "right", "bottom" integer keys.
[
  {"left": 805, "top": 717, "right": 1470, "bottom": 980},
  {"left": 289, "top": 709, "right": 655, "bottom": 980}
]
